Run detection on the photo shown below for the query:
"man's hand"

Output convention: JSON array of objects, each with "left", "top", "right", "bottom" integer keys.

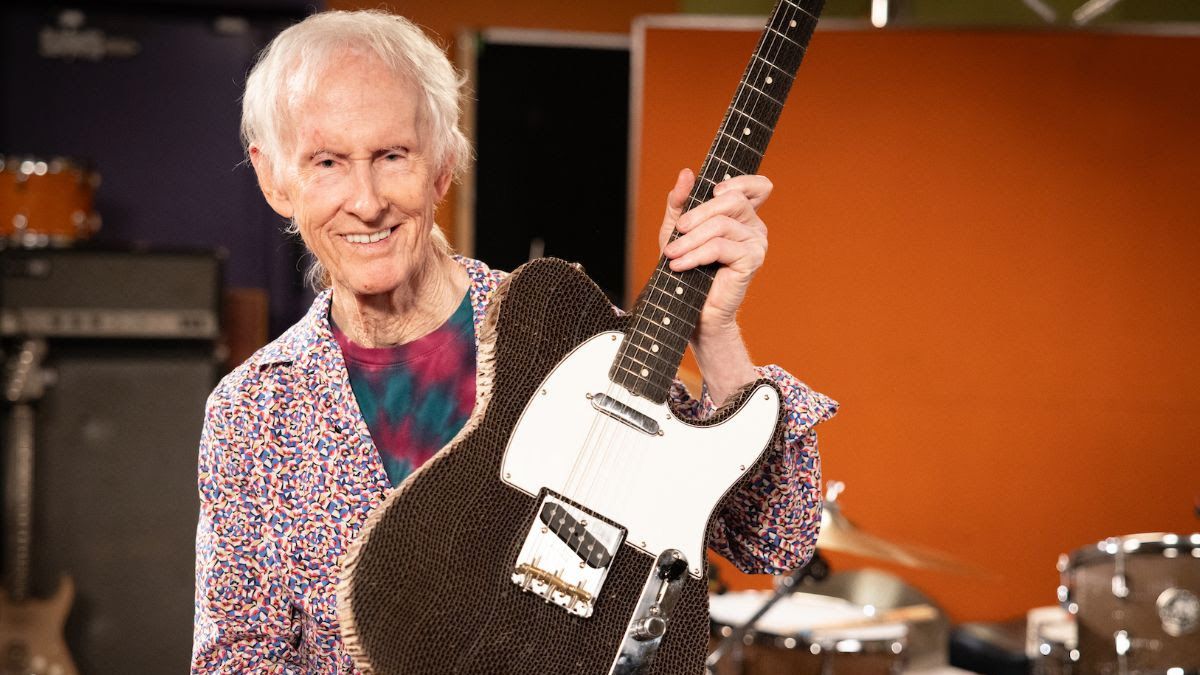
[{"left": 658, "top": 168, "right": 772, "bottom": 405}]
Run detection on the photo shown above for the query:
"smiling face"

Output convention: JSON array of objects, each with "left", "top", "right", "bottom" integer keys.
[{"left": 254, "top": 50, "right": 451, "bottom": 302}]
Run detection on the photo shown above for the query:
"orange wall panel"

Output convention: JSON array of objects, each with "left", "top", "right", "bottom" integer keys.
[
  {"left": 326, "top": 0, "right": 677, "bottom": 44},
  {"left": 635, "top": 25, "right": 1200, "bottom": 621}
]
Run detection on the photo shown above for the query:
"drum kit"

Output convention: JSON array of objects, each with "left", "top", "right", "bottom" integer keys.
[
  {"left": 1035, "top": 532, "right": 1200, "bottom": 675},
  {"left": 0, "top": 155, "right": 101, "bottom": 248},
  {"left": 707, "top": 481, "right": 967, "bottom": 674},
  {"left": 706, "top": 482, "right": 1200, "bottom": 675}
]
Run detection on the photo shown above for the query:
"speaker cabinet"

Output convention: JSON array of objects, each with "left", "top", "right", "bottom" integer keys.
[{"left": 3, "top": 341, "right": 217, "bottom": 673}]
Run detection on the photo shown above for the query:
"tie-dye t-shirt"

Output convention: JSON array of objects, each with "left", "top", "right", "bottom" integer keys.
[{"left": 331, "top": 292, "right": 476, "bottom": 487}]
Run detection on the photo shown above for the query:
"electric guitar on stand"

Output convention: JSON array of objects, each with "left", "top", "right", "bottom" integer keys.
[
  {"left": 339, "top": 1, "right": 825, "bottom": 672},
  {"left": 0, "top": 339, "right": 78, "bottom": 675}
]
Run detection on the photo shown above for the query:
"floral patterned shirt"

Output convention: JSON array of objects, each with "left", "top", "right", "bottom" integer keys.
[{"left": 192, "top": 256, "right": 837, "bottom": 673}]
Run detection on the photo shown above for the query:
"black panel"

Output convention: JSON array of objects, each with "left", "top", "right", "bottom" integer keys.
[{"left": 474, "top": 40, "right": 630, "bottom": 304}]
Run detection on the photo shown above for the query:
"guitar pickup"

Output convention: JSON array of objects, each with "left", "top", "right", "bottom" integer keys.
[
  {"left": 512, "top": 491, "right": 625, "bottom": 618},
  {"left": 539, "top": 502, "right": 613, "bottom": 568}
]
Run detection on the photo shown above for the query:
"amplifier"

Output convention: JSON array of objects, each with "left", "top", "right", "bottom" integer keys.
[{"left": 0, "top": 248, "right": 221, "bottom": 339}]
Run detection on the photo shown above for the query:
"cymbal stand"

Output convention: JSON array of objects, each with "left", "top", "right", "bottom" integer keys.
[{"left": 705, "top": 550, "right": 830, "bottom": 675}]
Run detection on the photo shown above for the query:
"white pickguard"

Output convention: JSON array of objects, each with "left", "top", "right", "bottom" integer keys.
[{"left": 500, "top": 331, "right": 780, "bottom": 579}]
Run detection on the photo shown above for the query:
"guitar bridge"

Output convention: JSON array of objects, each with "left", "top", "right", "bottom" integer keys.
[{"left": 511, "top": 492, "right": 625, "bottom": 618}]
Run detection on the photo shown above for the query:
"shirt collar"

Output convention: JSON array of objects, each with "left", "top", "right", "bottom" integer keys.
[{"left": 254, "top": 255, "right": 494, "bottom": 369}]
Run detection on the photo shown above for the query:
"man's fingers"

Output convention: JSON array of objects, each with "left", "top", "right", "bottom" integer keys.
[
  {"left": 677, "top": 189, "right": 758, "bottom": 233},
  {"left": 712, "top": 174, "right": 773, "bottom": 209},
  {"left": 660, "top": 168, "right": 696, "bottom": 250},
  {"left": 665, "top": 216, "right": 759, "bottom": 259}
]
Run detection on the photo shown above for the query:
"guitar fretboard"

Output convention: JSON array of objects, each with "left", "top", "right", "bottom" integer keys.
[{"left": 611, "top": 0, "right": 823, "bottom": 402}]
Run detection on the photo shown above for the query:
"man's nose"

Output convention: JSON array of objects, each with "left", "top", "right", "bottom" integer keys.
[{"left": 345, "top": 161, "right": 387, "bottom": 222}]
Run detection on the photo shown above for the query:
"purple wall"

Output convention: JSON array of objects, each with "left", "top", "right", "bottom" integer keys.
[{"left": 1, "top": 1, "right": 319, "bottom": 335}]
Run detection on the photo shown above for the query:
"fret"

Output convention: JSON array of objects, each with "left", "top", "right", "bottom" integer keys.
[
  {"left": 704, "top": 142, "right": 758, "bottom": 179},
  {"left": 766, "top": 26, "right": 801, "bottom": 48},
  {"left": 623, "top": 338, "right": 687, "bottom": 381},
  {"left": 626, "top": 339, "right": 683, "bottom": 370},
  {"left": 783, "top": 0, "right": 820, "bottom": 20},
  {"left": 656, "top": 260, "right": 715, "bottom": 289},
  {"left": 729, "top": 106, "right": 773, "bottom": 132},
  {"left": 635, "top": 288, "right": 698, "bottom": 333},
  {"left": 648, "top": 275, "right": 706, "bottom": 313},
  {"left": 631, "top": 335, "right": 686, "bottom": 363},
  {"left": 742, "top": 63, "right": 791, "bottom": 92},
  {"left": 632, "top": 326, "right": 692, "bottom": 360},
  {"left": 701, "top": 160, "right": 737, "bottom": 185},
  {"left": 738, "top": 80, "right": 784, "bottom": 108},
  {"left": 627, "top": 328, "right": 686, "bottom": 359},
  {"left": 732, "top": 82, "right": 785, "bottom": 119},
  {"left": 615, "top": 352, "right": 673, "bottom": 391},
  {"left": 753, "top": 55, "right": 796, "bottom": 80},
  {"left": 650, "top": 267, "right": 711, "bottom": 299},
  {"left": 641, "top": 297, "right": 698, "bottom": 332},
  {"left": 722, "top": 110, "right": 775, "bottom": 150},
  {"left": 704, "top": 152, "right": 744, "bottom": 180},
  {"left": 611, "top": 362, "right": 640, "bottom": 387},
  {"left": 629, "top": 318, "right": 681, "bottom": 353},
  {"left": 718, "top": 130, "right": 764, "bottom": 157}
]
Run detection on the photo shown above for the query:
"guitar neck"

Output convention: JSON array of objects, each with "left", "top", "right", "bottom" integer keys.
[
  {"left": 4, "top": 403, "right": 35, "bottom": 602},
  {"left": 611, "top": 0, "right": 824, "bottom": 403},
  {"left": 3, "top": 339, "right": 47, "bottom": 603}
]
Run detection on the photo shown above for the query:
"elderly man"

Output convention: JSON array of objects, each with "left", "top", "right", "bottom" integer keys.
[{"left": 193, "top": 9, "right": 836, "bottom": 673}]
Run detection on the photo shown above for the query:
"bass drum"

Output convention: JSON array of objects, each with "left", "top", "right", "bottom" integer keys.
[
  {"left": 709, "top": 590, "right": 908, "bottom": 675},
  {"left": 1059, "top": 532, "right": 1200, "bottom": 674},
  {"left": 0, "top": 156, "right": 100, "bottom": 247}
]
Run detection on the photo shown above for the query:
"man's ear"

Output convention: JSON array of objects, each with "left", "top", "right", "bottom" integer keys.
[
  {"left": 249, "top": 145, "right": 294, "bottom": 219},
  {"left": 433, "top": 167, "right": 453, "bottom": 202}
]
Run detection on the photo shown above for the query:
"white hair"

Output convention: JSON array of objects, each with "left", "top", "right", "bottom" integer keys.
[{"left": 241, "top": 10, "right": 467, "bottom": 288}]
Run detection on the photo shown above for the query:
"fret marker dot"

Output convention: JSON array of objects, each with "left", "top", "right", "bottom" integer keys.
[
  {"left": 789, "top": 19, "right": 797, "bottom": 28},
  {"left": 723, "top": 173, "right": 731, "bottom": 181},
  {"left": 651, "top": 344, "right": 660, "bottom": 353},
  {"left": 675, "top": 286, "right": 684, "bottom": 295},
  {"left": 766, "top": 76, "right": 774, "bottom": 84},
  {"left": 640, "top": 368, "right": 649, "bottom": 377},
  {"left": 662, "top": 316, "right": 671, "bottom": 325},
  {"left": 743, "top": 127, "right": 751, "bottom": 135}
]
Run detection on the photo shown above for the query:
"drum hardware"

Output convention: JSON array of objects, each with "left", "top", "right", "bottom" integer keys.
[
  {"left": 707, "top": 479, "right": 966, "bottom": 674},
  {"left": 0, "top": 155, "right": 101, "bottom": 248},
  {"left": 1029, "top": 608, "right": 1080, "bottom": 675},
  {"left": 816, "top": 481, "right": 984, "bottom": 576},
  {"left": 1059, "top": 532, "right": 1200, "bottom": 674},
  {"left": 706, "top": 550, "right": 831, "bottom": 674}
]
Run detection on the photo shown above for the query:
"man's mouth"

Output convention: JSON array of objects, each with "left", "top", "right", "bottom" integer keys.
[{"left": 344, "top": 227, "right": 394, "bottom": 244}]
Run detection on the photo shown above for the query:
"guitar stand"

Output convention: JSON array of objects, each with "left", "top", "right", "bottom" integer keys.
[{"left": 705, "top": 550, "right": 830, "bottom": 675}]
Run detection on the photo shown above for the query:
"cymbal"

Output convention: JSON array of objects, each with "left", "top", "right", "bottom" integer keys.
[{"left": 816, "top": 481, "right": 983, "bottom": 576}]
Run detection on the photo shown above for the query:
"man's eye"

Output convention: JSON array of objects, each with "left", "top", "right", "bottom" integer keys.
[
  {"left": 385, "top": 153, "right": 403, "bottom": 162},
  {"left": 318, "top": 159, "right": 336, "bottom": 168}
]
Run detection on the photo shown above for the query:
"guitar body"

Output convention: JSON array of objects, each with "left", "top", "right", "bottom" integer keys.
[
  {"left": 0, "top": 576, "right": 78, "bottom": 675},
  {"left": 339, "top": 259, "right": 783, "bottom": 674}
]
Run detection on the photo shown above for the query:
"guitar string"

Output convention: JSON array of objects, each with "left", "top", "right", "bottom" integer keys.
[
  {"left": 532, "top": 372, "right": 620, "bottom": 579},
  {"left": 562, "top": 15, "right": 802, "bottom": 560},
  {"left": 521, "top": 9, "right": 808, "bottom": 590}
]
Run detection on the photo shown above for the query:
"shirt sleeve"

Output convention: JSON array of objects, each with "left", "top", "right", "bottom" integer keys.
[
  {"left": 668, "top": 364, "right": 837, "bottom": 574},
  {"left": 192, "top": 382, "right": 302, "bottom": 674}
]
